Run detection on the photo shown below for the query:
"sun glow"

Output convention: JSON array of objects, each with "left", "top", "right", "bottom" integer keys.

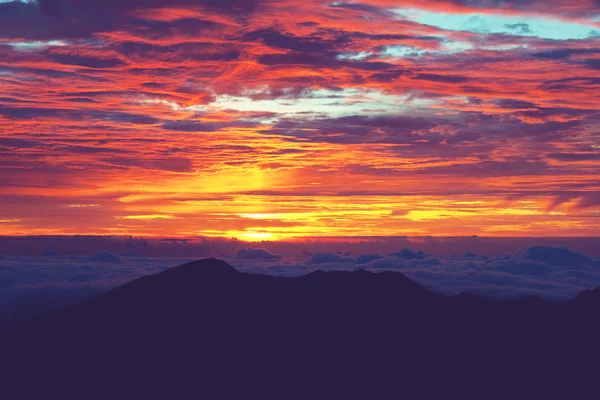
[{"left": 0, "top": 0, "right": 598, "bottom": 238}]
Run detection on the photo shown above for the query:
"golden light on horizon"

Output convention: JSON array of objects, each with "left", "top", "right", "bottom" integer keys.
[{"left": 0, "top": 0, "right": 598, "bottom": 239}]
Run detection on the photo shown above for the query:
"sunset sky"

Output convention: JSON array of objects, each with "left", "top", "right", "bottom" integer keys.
[{"left": 1, "top": 0, "right": 599, "bottom": 240}]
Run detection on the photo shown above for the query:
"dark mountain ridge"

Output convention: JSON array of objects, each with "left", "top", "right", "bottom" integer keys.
[{"left": 2, "top": 258, "right": 599, "bottom": 399}]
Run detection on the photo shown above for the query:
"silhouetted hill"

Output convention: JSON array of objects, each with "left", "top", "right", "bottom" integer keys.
[
  {"left": 2, "top": 259, "right": 599, "bottom": 399},
  {"left": 573, "top": 286, "right": 600, "bottom": 305}
]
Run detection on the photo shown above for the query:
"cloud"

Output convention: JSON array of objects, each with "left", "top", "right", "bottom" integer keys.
[
  {"left": 531, "top": 48, "right": 597, "bottom": 60},
  {"left": 0, "top": 255, "right": 193, "bottom": 320},
  {"left": 495, "top": 259, "right": 553, "bottom": 277},
  {"left": 585, "top": 59, "right": 600, "bottom": 70},
  {"left": 0, "top": 281, "right": 117, "bottom": 321},
  {"left": 356, "top": 254, "right": 383, "bottom": 264},
  {"left": 41, "top": 249, "right": 60, "bottom": 257},
  {"left": 547, "top": 153, "right": 599, "bottom": 162},
  {"left": 162, "top": 121, "right": 223, "bottom": 132},
  {"left": 1, "top": 244, "right": 600, "bottom": 320},
  {"left": 243, "top": 28, "right": 336, "bottom": 53},
  {"left": 47, "top": 53, "right": 126, "bottom": 69},
  {"left": 103, "top": 156, "right": 195, "bottom": 173},
  {"left": 0, "top": 0, "right": 599, "bottom": 238},
  {"left": 515, "top": 246, "right": 593, "bottom": 266},
  {"left": 235, "top": 248, "right": 282, "bottom": 260},
  {"left": 250, "top": 246, "right": 600, "bottom": 302},
  {"left": 413, "top": 73, "right": 471, "bottom": 83},
  {"left": 329, "top": 2, "right": 390, "bottom": 15},
  {"left": 504, "top": 23, "right": 532, "bottom": 34},
  {"left": 390, "top": 249, "right": 429, "bottom": 260},
  {"left": 89, "top": 251, "right": 121, "bottom": 262},
  {"left": 305, "top": 253, "right": 354, "bottom": 265}
]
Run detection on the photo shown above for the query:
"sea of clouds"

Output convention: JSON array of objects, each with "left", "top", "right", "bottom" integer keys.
[
  {"left": 1, "top": 244, "right": 599, "bottom": 320},
  {"left": 236, "top": 246, "right": 600, "bottom": 301}
]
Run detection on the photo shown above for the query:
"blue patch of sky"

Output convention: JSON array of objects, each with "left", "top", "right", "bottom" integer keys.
[{"left": 393, "top": 8, "right": 597, "bottom": 40}]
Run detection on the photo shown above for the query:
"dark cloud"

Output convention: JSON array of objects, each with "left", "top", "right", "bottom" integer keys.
[
  {"left": 414, "top": 73, "right": 471, "bottom": 83},
  {"left": 547, "top": 153, "right": 599, "bottom": 162},
  {"left": 244, "top": 29, "right": 335, "bottom": 53},
  {"left": 64, "top": 97, "right": 97, "bottom": 103},
  {"left": 531, "top": 48, "right": 597, "bottom": 60},
  {"left": 0, "top": 106, "right": 68, "bottom": 119},
  {"left": 574, "top": 193, "right": 600, "bottom": 210},
  {"left": 0, "top": 107, "right": 161, "bottom": 124},
  {"left": 504, "top": 23, "right": 532, "bottom": 34},
  {"left": 162, "top": 120, "right": 223, "bottom": 132},
  {"left": 116, "top": 42, "right": 241, "bottom": 63},
  {"left": 305, "top": 253, "right": 354, "bottom": 265},
  {"left": 494, "top": 99, "right": 537, "bottom": 109},
  {"left": 369, "top": 70, "right": 405, "bottom": 82},
  {"left": 495, "top": 259, "right": 553, "bottom": 277},
  {"left": 48, "top": 54, "right": 126, "bottom": 69},
  {"left": 329, "top": 2, "right": 389, "bottom": 15},
  {"left": 235, "top": 248, "right": 282, "bottom": 260},
  {"left": 103, "top": 156, "right": 195, "bottom": 173},
  {"left": 89, "top": 251, "right": 121, "bottom": 262},
  {"left": 390, "top": 249, "right": 429, "bottom": 260},
  {"left": 356, "top": 254, "right": 383, "bottom": 264},
  {"left": 53, "top": 144, "right": 129, "bottom": 155},
  {"left": 0, "top": 0, "right": 39, "bottom": 18},
  {"left": 0, "top": 0, "right": 261, "bottom": 40},
  {"left": 585, "top": 59, "right": 600, "bottom": 70},
  {"left": 0, "top": 137, "right": 46, "bottom": 149}
]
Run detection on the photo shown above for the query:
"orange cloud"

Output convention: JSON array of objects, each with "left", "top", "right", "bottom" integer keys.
[{"left": 0, "top": 0, "right": 598, "bottom": 239}]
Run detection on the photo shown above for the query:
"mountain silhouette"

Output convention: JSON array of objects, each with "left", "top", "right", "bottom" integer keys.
[{"left": 2, "top": 258, "right": 599, "bottom": 399}]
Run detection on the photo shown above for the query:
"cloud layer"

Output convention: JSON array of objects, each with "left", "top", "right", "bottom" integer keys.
[
  {"left": 1, "top": 242, "right": 599, "bottom": 319},
  {"left": 0, "top": 0, "right": 598, "bottom": 238},
  {"left": 240, "top": 246, "right": 600, "bottom": 302}
]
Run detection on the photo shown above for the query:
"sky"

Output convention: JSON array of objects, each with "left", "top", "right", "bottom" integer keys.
[{"left": 1, "top": 0, "right": 599, "bottom": 240}]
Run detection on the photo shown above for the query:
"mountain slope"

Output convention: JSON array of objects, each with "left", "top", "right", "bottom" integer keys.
[{"left": 2, "top": 258, "right": 599, "bottom": 399}]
